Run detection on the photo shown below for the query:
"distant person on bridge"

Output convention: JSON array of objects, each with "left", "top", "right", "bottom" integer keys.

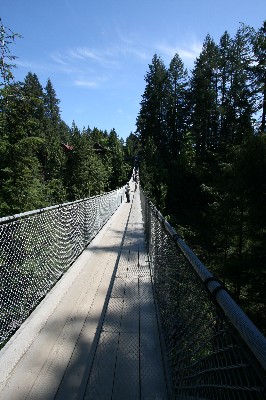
[
  {"left": 125, "top": 182, "right": 130, "bottom": 203},
  {"left": 132, "top": 168, "right": 139, "bottom": 183}
]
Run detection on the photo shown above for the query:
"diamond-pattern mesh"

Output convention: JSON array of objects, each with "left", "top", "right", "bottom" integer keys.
[
  {"left": 0, "top": 189, "right": 123, "bottom": 347},
  {"left": 5, "top": 185, "right": 263, "bottom": 399},
  {"left": 140, "top": 188, "right": 266, "bottom": 400},
  {"left": 84, "top": 331, "right": 119, "bottom": 400},
  {"left": 112, "top": 333, "right": 140, "bottom": 400}
]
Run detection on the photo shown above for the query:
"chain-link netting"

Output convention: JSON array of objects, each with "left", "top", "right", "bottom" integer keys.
[
  {"left": 0, "top": 188, "right": 124, "bottom": 348},
  {"left": 140, "top": 188, "right": 266, "bottom": 400}
]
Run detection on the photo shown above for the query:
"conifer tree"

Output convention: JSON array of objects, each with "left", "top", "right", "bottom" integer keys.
[
  {"left": 135, "top": 54, "right": 169, "bottom": 206},
  {"left": 0, "top": 76, "right": 46, "bottom": 214},
  {"left": 218, "top": 30, "right": 234, "bottom": 149},
  {"left": 42, "top": 78, "right": 67, "bottom": 203},
  {"left": 227, "top": 24, "right": 256, "bottom": 143},
  {"left": 136, "top": 54, "right": 168, "bottom": 147},
  {"left": 166, "top": 53, "right": 189, "bottom": 157},
  {"left": 108, "top": 128, "right": 128, "bottom": 188},
  {"left": 252, "top": 21, "right": 266, "bottom": 134},
  {"left": 190, "top": 35, "right": 220, "bottom": 162},
  {"left": 23, "top": 72, "right": 45, "bottom": 133},
  {"left": 124, "top": 132, "right": 140, "bottom": 167},
  {"left": 0, "top": 18, "right": 21, "bottom": 87}
]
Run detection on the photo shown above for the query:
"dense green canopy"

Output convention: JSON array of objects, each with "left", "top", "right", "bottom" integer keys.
[
  {"left": 136, "top": 22, "right": 266, "bottom": 333},
  {"left": 1, "top": 18, "right": 265, "bottom": 333}
]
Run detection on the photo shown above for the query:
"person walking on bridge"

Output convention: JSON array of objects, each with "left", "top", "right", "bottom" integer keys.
[{"left": 125, "top": 182, "right": 131, "bottom": 203}]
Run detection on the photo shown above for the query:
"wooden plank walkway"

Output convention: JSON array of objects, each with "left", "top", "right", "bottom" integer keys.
[{"left": 0, "top": 184, "right": 168, "bottom": 400}]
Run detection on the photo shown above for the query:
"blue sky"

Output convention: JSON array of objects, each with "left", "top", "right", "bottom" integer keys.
[{"left": 1, "top": 0, "right": 265, "bottom": 140}]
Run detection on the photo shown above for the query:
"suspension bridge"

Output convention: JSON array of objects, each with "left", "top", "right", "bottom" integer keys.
[{"left": 0, "top": 181, "right": 265, "bottom": 399}]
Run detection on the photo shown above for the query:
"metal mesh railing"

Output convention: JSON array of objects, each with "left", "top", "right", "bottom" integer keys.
[
  {"left": 0, "top": 188, "right": 124, "bottom": 348},
  {"left": 140, "top": 188, "right": 266, "bottom": 400}
]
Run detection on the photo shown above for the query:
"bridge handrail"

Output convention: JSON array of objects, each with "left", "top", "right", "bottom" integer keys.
[
  {"left": 140, "top": 188, "right": 266, "bottom": 399},
  {"left": 0, "top": 187, "right": 124, "bottom": 348},
  {"left": 0, "top": 190, "right": 121, "bottom": 225},
  {"left": 153, "top": 202, "right": 266, "bottom": 370}
]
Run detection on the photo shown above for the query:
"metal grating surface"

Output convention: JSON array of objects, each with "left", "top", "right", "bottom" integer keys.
[
  {"left": 112, "top": 333, "right": 140, "bottom": 400},
  {"left": 84, "top": 190, "right": 168, "bottom": 399},
  {"left": 84, "top": 332, "right": 119, "bottom": 400}
]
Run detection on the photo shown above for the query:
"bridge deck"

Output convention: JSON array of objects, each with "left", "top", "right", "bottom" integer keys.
[{"left": 0, "top": 186, "right": 168, "bottom": 400}]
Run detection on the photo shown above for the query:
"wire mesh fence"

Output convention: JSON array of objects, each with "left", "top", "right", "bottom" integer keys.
[
  {"left": 140, "top": 188, "right": 266, "bottom": 400},
  {"left": 0, "top": 188, "right": 124, "bottom": 348}
]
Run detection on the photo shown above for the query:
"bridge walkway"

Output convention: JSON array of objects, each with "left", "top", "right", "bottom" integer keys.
[{"left": 0, "top": 184, "right": 168, "bottom": 400}]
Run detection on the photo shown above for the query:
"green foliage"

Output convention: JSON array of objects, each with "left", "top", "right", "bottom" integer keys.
[
  {"left": 136, "top": 54, "right": 168, "bottom": 148},
  {"left": 65, "top": 127, "right": 109, "bottom": 199},
  {"left": 252, "top": 21, "right": 266, "bottom": 133},
  {"left": 0, "top": 18, "right": 22, "bottom": 86},
  {"left": 0, "top": 75, "right": 130, "bottom": 216},
  {"left": 0, "top": 22, "right": 130, "bottom": 215},
  {"left": 136, "top": 22, "right": 266, "bottom": 332},
  {"left": 107, "top": 129, "right": 128, "bottom": 188},
  {"left": 1, "top": 18, "right": 265, "bottom": 332}
]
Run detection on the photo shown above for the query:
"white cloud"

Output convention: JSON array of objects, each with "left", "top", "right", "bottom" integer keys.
[
  {"left": 178, "top": 43, "right": 203, "bottom": 60},
  {"left": 49, "top": 48, "right": 113, "bottom": 87},
  {"left": 15, "top": 59, "right": 51, "bottom": 72},
  {"left": 74, "top": 79, "right": 98, "bottom": 88},
  {"left": 69, "top": 48, "right": 105, "bottom": 63},
  {"left": 50, "top": 52, "right": 68, "bottom": 65},
  {"left": 47, "top": 35, "right": 151, "bottom": 91},
  {"left": 156, "top": 39, "right": 203, "bottom": 64},
  {"left": 74, "top": 73, "right": 109, "bottom": 89},
  {"left": 123, "top": 45, "right": 149, "bottom": 61}
]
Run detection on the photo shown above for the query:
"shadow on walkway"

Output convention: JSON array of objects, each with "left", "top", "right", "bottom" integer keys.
[{"left": 0, "top": 187, "right": 168, "bottom": 400}]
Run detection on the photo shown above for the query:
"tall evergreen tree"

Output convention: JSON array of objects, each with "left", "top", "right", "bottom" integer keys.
[
  {"left": 135, "top": 55, "right": 170, "bottom": 209},
  {"left": 0, "top": 76, "right": 46, "bottom": 215},
  {"left": 190, "top": 35, "right": 220, "bottom": 162},
  {"left": 108, "top": 128, "right": 128, "bottom": 188},
  {"left": 42, "top": 78, "right": 67, "bottom": 203},
  {"left": 124, "top": 132, "right": 139, "bottom": 163},
  {"left": 166, "top": 53, "right": 189, "bottom": 157},
  {"left": 252, "top": 21, "right": 266, "bottom": 134},
  {"left": 0, "top": 18, "right": 21, "bottom": 87},
  {"left": 226, "top": 24, "right": 256, "bottom": 143},
  {"left": 22, "top": 72, "right": 46, "bottom": 142},
  {"left": 44, "top": 78, "right": 60, "bottom": 124},
  {"left": 136, "top": 54, "right": 168, "bottom": 148},
  {"left": 218, "top": 30, "right": 234, "bottom": 149}
]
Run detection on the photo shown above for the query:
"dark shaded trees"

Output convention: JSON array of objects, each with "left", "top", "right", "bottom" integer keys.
[
  {"left": 190, "top": 35, "right": 220, "bottom": 161},
  {"left": 136, "top": 54, "right": 170, "bottom": 209},
  {"left": 252, "top": 21, "right": 266, "bottom": 134},
  {"left": 136, "top": 22, "right": 266, "bottom": 332},
  {"left": 166, "top": 53, "right": 189, "bottom": 157},
  {"left": 108, "top": 128, "right": 129, "bottom": 189}
]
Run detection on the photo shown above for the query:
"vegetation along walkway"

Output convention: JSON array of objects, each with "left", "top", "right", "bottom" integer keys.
[{"left": 0, "top": 183, "right": 168, "bottom": 400}]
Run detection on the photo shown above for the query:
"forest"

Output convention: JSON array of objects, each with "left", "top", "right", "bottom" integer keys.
[
  {"left": 135, "top": 22, "right": 266, "bottom": 334},
  {"left": 0, "top": 20, "right": 265, "bottom": 333},
  {"left": 0, "top": 21, "right": 133, "bottom": 215}
]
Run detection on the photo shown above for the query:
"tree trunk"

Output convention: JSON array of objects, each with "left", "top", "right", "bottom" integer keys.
[
  {"left": 260, "top": 83, "right": 266, "bottom": 134},
  {"left": 236, "top": 195, "right": 245, "bottom": 299}
]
